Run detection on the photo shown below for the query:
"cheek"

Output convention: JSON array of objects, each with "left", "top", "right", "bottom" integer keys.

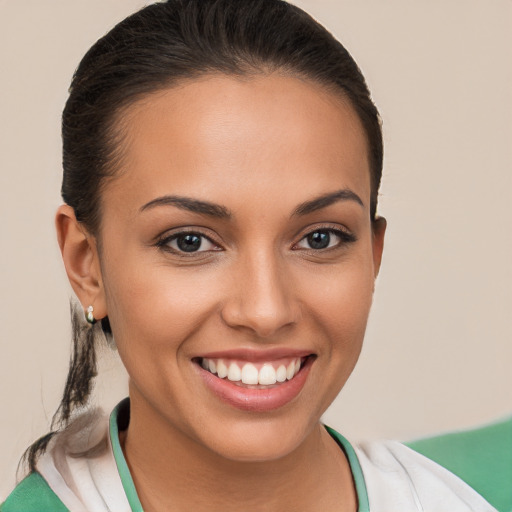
[
  {"left": 101, "top": 256, "right": 223, "bottom": 361},
  {"left": 299, "top": 252, "right": 375, "bottom": 364},
  {"left": 306, "top": 257, "right": 374, "bottom": 325}
]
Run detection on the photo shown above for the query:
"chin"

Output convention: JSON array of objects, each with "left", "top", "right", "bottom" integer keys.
[{"left": 193, "top": 411, "right": 320, "bottom": 464}]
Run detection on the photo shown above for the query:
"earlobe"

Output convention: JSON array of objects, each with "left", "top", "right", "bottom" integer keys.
[
  {"left": 55, "top": 205, "right": 107, "bottom": 320},
  {"left": 371, "top": 216, "right": 387, "bottom": 278}
]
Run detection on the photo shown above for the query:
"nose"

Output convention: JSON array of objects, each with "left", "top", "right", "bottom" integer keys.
[{"left": 220, "top": 249, "right": 301, "bottom": 338}]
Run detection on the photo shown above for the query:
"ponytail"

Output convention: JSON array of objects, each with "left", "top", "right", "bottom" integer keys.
[{"left": 20, "top": 302, "right": 109, "bottom": 473}]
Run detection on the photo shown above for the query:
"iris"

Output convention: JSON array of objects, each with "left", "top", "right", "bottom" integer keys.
[
  {"left": 177, "top": 234, "right": 202, "bottom": 252},
  {"left": 307, "top": 231, "right": 330, "bottom": 250}
]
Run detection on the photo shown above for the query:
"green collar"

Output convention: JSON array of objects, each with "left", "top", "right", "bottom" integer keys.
[
  {"left": 109, "top": 399, "right": 369, "bottom": 512},
  {"left": 324, "top": 425, "right": 370, "bottom": 512},
  {"left": 110, "top": 398, "right": 143, "bottom": 511}
]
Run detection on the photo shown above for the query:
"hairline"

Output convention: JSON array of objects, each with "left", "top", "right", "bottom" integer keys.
[{"left": 90, "top": 68, "right": 375, "bottom": 241}]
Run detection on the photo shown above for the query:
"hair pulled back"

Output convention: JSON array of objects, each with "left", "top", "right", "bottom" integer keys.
[
  {"left": 63, "top": 0, "right": 382, "bottom": 234},
  {"left": 24, "top": 0, "right": 383, "bottom": 473}
]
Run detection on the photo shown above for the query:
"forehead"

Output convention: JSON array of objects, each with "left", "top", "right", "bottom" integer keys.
[{"left": 106, "top": 74, "right": 371, "bottom": 215}]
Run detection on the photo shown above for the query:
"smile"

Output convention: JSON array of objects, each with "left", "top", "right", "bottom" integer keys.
[
  {"left": 199, "top": 357, "right": 304, "bottom": 387},
  {"left": 195, "top": 353, "right": 315, "bottom": 412}
]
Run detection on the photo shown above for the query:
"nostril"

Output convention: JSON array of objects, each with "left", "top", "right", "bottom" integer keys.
[
  {"left": 220, "top": 304, "right": 299, "bottom": 338},
  {"left": 219, "top": 270, "right": 301, "bottom": 337}
]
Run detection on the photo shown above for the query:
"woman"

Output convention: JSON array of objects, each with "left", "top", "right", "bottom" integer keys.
[{"left": 1, "top": 1, "right": 507, "bottom": 511}]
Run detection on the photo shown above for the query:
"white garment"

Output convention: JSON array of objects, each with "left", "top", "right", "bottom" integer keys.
[
  {"left": 36, "top": 407, "right": 497, "bottom": 512},
  {"left": 355, "top": 441, "right": 497, "bottom": 512},
  {"left": 37, "top": 409, "right": 131, "bottom": 512}
]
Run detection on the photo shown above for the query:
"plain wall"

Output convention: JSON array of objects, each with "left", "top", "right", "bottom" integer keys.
[{"left": 1, "top": 0, "right": 510, "bottom": 498}]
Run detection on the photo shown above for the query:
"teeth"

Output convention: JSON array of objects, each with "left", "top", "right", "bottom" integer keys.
[
  {"left": 276, "top": 364, "right": 287, "bottom": 383},
  {"left": 241, "top": 363, "right": 259, "bottom": 385},
  {"left": 201, "top": 356, "right": 305, "bottom": 385},
  {"left": 259, "top": 364, "right": 276, "bottom": 385},
  {"left": 286, "top": 361, "right": 295, "bottom": 380},
  {"left": 227, "top": 362, "right": 241, "bottom": 382},
  {"left": 217, "top": 360, "right": 228, "bottom": 378}
]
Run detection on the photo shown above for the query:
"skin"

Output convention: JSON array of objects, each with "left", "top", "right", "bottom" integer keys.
[{"left": 56, "top": 74, "right": 386, "bottom": 511}]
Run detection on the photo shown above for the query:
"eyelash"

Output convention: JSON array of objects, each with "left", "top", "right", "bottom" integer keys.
[
  {"left": 293, "top": 226, "right": 357, "bottom": 252},
  {"left": 155, "top": 225, "right": 357, "bottom": 257},
  {"left": 155, "top": 230, "right": 220, "bottom": 256}
]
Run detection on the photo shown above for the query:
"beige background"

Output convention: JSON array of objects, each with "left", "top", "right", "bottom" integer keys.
[{"left": 1, "top": 0, "right": 511, "bottom": 498}]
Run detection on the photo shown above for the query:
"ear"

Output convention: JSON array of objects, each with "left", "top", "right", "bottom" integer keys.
[
  {"left": 55, "top": 205, "right": 107, "bottom": 320},
  {"left": 371, "top": 216, "right": 386, "bottom": 278}
]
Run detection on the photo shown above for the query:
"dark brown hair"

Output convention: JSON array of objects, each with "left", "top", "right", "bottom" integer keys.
[{"left": 24, "top": 0, "right": 383, "bottom": 472}]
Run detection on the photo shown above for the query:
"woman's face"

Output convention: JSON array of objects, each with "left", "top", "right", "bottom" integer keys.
[{"left": 96, "top": 74, "right": 385, "bottom": 461}]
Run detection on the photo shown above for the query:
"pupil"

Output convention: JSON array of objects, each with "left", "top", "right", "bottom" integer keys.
[
  {"left": 308, "top": 231, "right": 330, "bottom": 249},
  {"left": 177, "top": 234, "right": 202, "bottom": 252}
]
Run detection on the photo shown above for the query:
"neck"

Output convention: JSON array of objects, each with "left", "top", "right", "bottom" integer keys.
[{"left": 121, "top": 389, "right": 357, "bottom": 512}]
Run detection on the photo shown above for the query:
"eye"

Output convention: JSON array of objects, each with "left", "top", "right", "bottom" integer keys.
[
  {"left": 295, "top": 228, "right": 355, "bottom": 251},
  {"left": 158, "top": 231, "right": 219, "bottom": 254}
]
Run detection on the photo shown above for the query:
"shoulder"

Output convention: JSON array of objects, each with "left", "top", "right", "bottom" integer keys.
[
  {"left": 355, "top": 439, "right": 499, "bottom": 511},
  {"left": 34, "top": 402, "right": 134, "bottom": 511},
  {"left": 1, "top": 472, "right": 68, "bottom": 512},
  {"left": 406, "top": 416, "right": 512, "bottom": 512}
]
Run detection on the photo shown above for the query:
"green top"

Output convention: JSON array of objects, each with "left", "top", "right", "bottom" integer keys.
[
  {"left": 406, "top": 416, "right": 512, "bottom": 512},
  {"left": 0, "top": 472, "right": 67, "bottom": 512},
  {"left": 2, "top": 405, "right": 510, "bottom": 512}
]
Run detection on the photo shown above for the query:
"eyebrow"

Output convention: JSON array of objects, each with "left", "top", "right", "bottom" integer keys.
[
  {"left": 292, "top": 189, "right": 364, "bottom": 216},
  {"left": 139, "top": 188, "right": 364, "bottom": 219},
  {"left": 140, "top": 195, "right": 232, "bottom": 219}
]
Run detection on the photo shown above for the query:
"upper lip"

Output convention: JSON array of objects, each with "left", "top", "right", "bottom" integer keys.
[{"left": 195, "top": 347, "right": 315, "bottom": 362}]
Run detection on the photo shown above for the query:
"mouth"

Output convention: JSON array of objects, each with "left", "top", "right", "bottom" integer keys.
[
  {"left": 195, "top": 356, "right": 308, "bottom": 388},
  {"left": 193, "top": 354, "right": 316, "bottom": 412}
]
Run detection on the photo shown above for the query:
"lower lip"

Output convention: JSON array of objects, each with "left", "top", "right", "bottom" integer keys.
[{"left": 197, "top": 358, "right": 313, "bottom": 412}]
